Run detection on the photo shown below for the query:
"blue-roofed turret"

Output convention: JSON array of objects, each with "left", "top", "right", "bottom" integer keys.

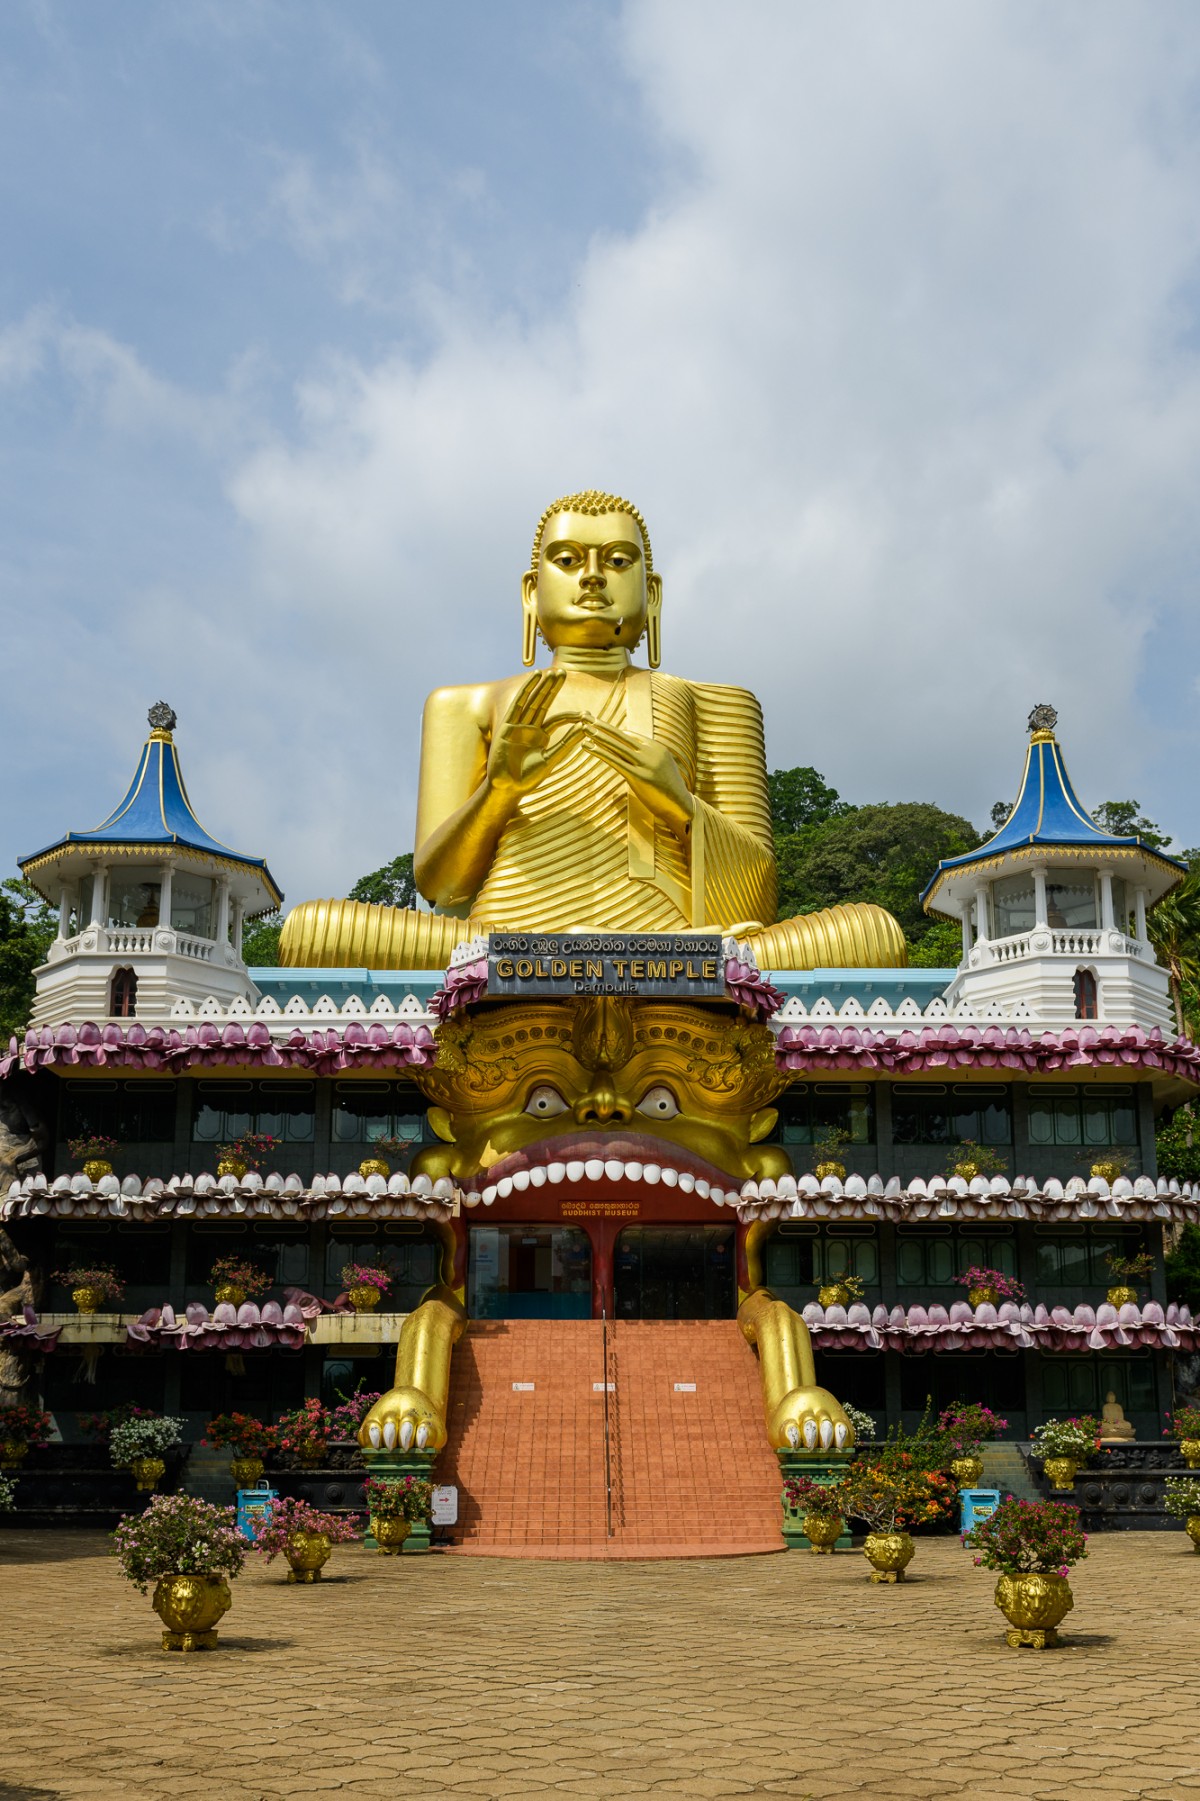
[
  {"left": 920, "top": 706, "right": 1182, "bottom": 1034},
  {"left": 17, "top": 705, "right": 281, "bottom": 1029}
]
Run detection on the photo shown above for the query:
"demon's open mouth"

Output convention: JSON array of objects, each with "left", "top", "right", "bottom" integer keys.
[{"left": 461, "top": 1129, "right": 744, "bottom": 1208}]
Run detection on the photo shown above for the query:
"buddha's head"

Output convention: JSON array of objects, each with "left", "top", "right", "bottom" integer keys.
[
  {"left": 522, "top": 490, "right": 662, "bottom": 667},
  {"left": 410, "top": 994, "right": 790, "bottom": 1193}
]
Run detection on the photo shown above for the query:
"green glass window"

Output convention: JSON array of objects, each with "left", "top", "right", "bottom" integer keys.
[
  {"left": 892, "top": 1084, "right": 1012, "bottom": 1148},
  {"left": 331, "top": 1082, "right": 428, "bottom": 1145},
  {"left": 778, "top": 1083, "right": 873, "bottom": 1146},
  {"left": 896, "top": 1228, "right": 1016, "bottom": 1288},
  {"left": 192, "top": 1081, "right": 314, "bottom": 1145},
  {"left": 992, "top": 873, "right": 1035, "bottom": 938},
  {"left": 62, "top": 1079, "right": 176, "bottom": 1145},
  {"left": 1028, "top": 1085, "right": 1138, "bottom": 1149}
]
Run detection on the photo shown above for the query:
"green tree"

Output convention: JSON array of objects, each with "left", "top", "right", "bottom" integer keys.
[
  {"left": 0, "top": 878, "right": 57, "bottom": 1042},
  {"left": 1147, "top": 869, "right": 1200, "bottom": 1037},
  {"left": 775, "top": 801, "right": 982, "bottom": 950},
  {"left": 348, "top": 853, "right": 416, "bottom": 909},
  {"left": 1165, "top": 1223, "right": 1200, "bottom": 1313},
  {"left": 241, "top": 911, "right": 283, "bottom": 967},
  {"left": 1093, "top": 800, "right": 1172, "bottom": 850},
  {"left": 766, "top": 767, "right": 849, "bottom": 836},
  {"left": 906, "top": 919, "right": 964, "bottom": 968}
]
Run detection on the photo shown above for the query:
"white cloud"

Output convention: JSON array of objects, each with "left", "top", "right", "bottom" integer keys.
[{"left": 9, "top": 0, "right": 1200, "bottom": 906}]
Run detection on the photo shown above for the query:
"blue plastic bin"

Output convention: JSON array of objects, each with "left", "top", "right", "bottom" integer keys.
[
  {"left": 236, "top": 1482, "right": 279, "bottom": 1541},
  {"left": 959, "top": 1487, "right": 1002, "bottom": 1534}
]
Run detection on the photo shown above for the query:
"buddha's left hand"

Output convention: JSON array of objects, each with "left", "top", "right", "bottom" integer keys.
[{"left": 582, "top": 718, "right": 695, "bottom": 837}]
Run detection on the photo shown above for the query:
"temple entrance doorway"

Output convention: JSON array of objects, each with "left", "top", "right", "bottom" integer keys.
[
  {"left": 467, "top": 1225, "right": 592, "bottom": 1319},
  {"left": 613, "top": 1225, "right": 735, "bottom": 1320}
]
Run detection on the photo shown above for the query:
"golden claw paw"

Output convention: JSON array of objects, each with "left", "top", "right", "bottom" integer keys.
[
  {"left": 358, "top": 1386, "right": 445, "bottom": 1454},
  {"left": 769, "top": 1386, "right": 855, "bottom": 1454}
]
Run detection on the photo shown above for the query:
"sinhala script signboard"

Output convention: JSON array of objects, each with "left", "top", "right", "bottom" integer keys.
[{"left": 487, "top": 933, "right": 725, "bottom": 1000}]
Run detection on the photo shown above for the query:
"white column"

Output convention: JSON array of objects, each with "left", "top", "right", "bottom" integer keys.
[
  {"left": 231, "top": 898, "right": 245, "bottom": 955},
  {"left": 158, "top": 863, "right": 174, "bottom": 930},
  {"left": 973, "top": 886, "right": 989, "bottom": 942},
  {"left": 1032, "top": 866, "right": 1048, "bottom": 928},
  {"left": 961, "top": 911, "right": 973, "bottom": 958},
  {"left": 1099, "top": 871, "right": 1115, "bottom": 930},
  {"left": 1135, "top": 888, "right": 1148, "bottom": 942},
  {"left": 90, "top": 863, "right": 107, "bottom": 926},
  {"left": 57, "top": 882, "right": 72, "bottom": 940},
  {"left": 215, "top": 879, "right": 231, "bottom": 944}
]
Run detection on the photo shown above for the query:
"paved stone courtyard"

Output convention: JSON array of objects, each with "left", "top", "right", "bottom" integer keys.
[{"left": 2, "top": 1530, "right": 1199, "bottom": 1801}]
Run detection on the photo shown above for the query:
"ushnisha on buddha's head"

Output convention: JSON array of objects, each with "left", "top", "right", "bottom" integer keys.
[{"left": 520, "top": 489, "right": 663, "bottom": 667}]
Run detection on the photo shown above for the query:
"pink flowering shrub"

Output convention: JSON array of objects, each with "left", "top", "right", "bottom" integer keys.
[
  {"left": 341, "top": 1263, "right": 392, "bottom": 1293},
  {"left": 111, "top": 1494, "right": 247, "bottom": 1593},
  {"left": 938, "top": 1403, "right": 1009, "bottom": 1453},
  {"left": 964, "top": 1496, "right": 1088, "bottom": 1576},
  {"left": 781, "top": 1474, "right": 843, "bottom": 1518},
  {"left": 331, "top": 1391, "right": 383, "bottom": 1436},
  {"left": 251, "top": 1496, "right": 362, "bottom": 1562},
  {"left": 955, "top": 1266, "right": 1026, "bottom": 1302}
]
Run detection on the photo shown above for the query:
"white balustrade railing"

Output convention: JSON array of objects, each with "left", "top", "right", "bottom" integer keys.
[
  {"left": 176, "top": 934, "right": 215, "bottom": 962},
  {"left": 1050, "top": 928, "right": 1103, "bottom": 956},
  {"left": 105, "top": 926, "right": 157, "bottom": 954}
]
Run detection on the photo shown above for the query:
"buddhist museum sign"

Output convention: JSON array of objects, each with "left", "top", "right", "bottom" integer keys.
[{"left": 487, "top": 932, "right": 725, "bottom": 998}]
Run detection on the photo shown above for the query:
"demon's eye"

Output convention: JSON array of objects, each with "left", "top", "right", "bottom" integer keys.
[
  {"left": 637, "top": 1085, "right": 679, "bottom": 1119},
  {"left": 525, "top": 1085, "right": 569, "bottom": 1117}
]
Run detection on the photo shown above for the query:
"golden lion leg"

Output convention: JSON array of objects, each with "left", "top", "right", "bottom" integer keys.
[
  {"left": 738, "top": 1287, "right": 856, "bottom": 1453},
  {"left": 358, "top": 1286, "right": 466, "bottom": 1453}
]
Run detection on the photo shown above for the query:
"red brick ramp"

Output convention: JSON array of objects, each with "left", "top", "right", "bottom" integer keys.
[{"left": 438, "top": 1318, "right": 784, "bottom": 1559}]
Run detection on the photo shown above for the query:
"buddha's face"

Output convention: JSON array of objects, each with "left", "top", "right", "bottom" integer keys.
[{"left": 524, "top": 508, "right": 661, "bottom": 653}]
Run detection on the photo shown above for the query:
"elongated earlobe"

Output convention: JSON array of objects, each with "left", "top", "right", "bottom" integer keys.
[
  {"left": 521, "top": 572, "right": 538, "bottom": 667},
  {"left": 646, "top": 575, "right": 663, "bottom": 669}
]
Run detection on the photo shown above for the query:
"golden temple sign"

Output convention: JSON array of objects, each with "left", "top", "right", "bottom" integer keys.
[{"left": 488, "top": 932, "right": 724, "bottom": 998}]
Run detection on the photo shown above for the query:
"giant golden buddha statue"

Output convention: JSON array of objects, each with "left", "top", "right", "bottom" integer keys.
[{"left": 280, "top": 492, "right": 905, "bottom": 970}]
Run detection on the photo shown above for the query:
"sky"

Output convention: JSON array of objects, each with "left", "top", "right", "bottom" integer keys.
[{"left": 4, "top": 0, "right": 1200, "bottom": 914}]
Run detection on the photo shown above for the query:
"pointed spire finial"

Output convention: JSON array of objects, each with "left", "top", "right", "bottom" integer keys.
[{"left": 147, "top": 701, "right": 177, "bottom": 740}]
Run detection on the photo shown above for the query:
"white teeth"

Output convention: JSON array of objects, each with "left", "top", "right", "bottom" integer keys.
[
  {"left": 566, "top": 1160, "right": 585, "bottom": 1183},
  {"left": 786, "top": 1423, "right": 800, "bottom": 1448},
  {"left": 529, "top": 1165, "right": 547, "bottom": 1187},
  {"left": 625, "top": 1161, "right": 643, "bottom": 1182},
  {"left": 662, "top": 1167, "right": 679, "bottom": 1187},
  {"left": 604, "top": 1159, "right": 625, "bottom": 1182},
  {"left": 819, "top": 1419, "right": 834, "bottom": 1449},
  {"left": 643, "top": 1163, "right": 661, "bottom": 1184},
  {"left": 803, "top": 1419, "right": 818, "bottom": 1449},
  {"left": 584, "top": 1158, "right": 604, "bottom": 1182},
  {"left": 464, "top": 1193, "right": 479, "bottom": 1208},
  {"left": 711, "top": 1188, "right": 724, "bottom": 1204},
  {"left": 399, "top": 1420, "right": 414, "bottom": 1449},
  {"left": 678, "top": 1172, "right": 695, "bottom": 1192},
  {"left": 482, "top": 1185, "right": 497, "bottom": 1205},
  {"left": 547, "top": 1162, "right": 566, "bottom": 1184},
  {"left": 694, "top": 1179, "right": 710, "bottom": 1198},
  {"left": 512, "top": 1169, "right": 530, "bottom": 1191},
  {"left": 368, "top": 1423, "right": 382, "bottom": 1448},
  {"left": 834, "top": 1422, "right": 848, "bottom": 1448},
  {"left": 415, "top": 1424, "right": 429, "bottom": 1449},
  {"left": 382, "top": 1421, "right": 397, "bottom": 1449},
  {"left": 496, "top": 1176, "right": 513, "bottom": 1198}
]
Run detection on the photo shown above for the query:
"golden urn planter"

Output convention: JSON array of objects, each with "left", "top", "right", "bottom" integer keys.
[
  {"left": 863, "top": 1532, "right": 915, "bottom": 1582},
  {"left": 152, "top": 1574, "right": 232, "bottom": 1651},
  {"left": 216, "top": 1157, "right": 247, "bottom": 1180},
  {"left": 953, "top": 1161, "right": 980, "bottom": 1181},
  {"left": 994, "top": 1573, "right": 1074, "bottom": 1648},
  {"left": 229, "top": 1456, "right": 265, "bottom": 1487},
  {"left": 818, "top": 1283, "right": 851, "bottom": 1308},
  {"left": 813, "top": 1160, "right": 846, "bottom": 1181},
  {"left": 967, "top": 1284, "right": 998, "bottom": 1308},
  {"left": 1043, "top": 1456, "right": 1078, "bottom": 1491},
  {"left": 285, "top": 1529, "right": 332, "bottom": 1582},
  {"left": 214, "top": 1282, "right": 247, "bottom": 1307},
  {"left": 358, "top": 1157, "right": 391, "bottom": 1180},
  {"left": 802, "top": 1512, "right": 842, "bottom": 1555},
  {"left": 1180, "top": 1439, "right": 1200, "bottom": 1469},
  {"left": 371, "top": 1516, "right": 412, "bottom": 1555},
  {"left": 295, "top": 1437, "right": 326, "bottom": 1469},
  {"left": 71, "top": 1284, "right": 108, "bottom": 1314},
  {"left": 1186, "top": 1517, "right": 1200, "bottom": 1552},
  {"left": 0, "top": 1439, "right": 28, "bottom": 1470},
  {"left": 349, "top": 1284, "right": 382, "bottom": 1313},
  {"left": 1090, "top": 1158, "right": 1124, "bottom": 1184},
  {"left": 951, "top": 1455, "right": 984, "bottom": 1487},
  {"left": 1107, "top": 1285, "right": 1138, "bottom": 1307},
  {"left": 130, "top": 1455, "right": 166, "bottom": 1493},
  {"left": 82, "top": 1158, "right": 113, "bottom": 1183}
]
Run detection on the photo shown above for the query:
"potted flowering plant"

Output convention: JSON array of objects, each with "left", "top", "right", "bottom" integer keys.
[
  {"left": 955, "top": 1265, "right": 1025, "bottom": 1307},
  {"left": 817, "top": 1271, "right": 864, "bottom": 1309},
  {"left": 1165, "top": 1405, "right": 1200, "bottom": 1467},
  {"left": 78, "top": 1403, "right": 157, "bottom": 1440},
  {"left": 837, "top": 1458, "right": 954, "bottom": 1582},
  {"left": 359, "top": 1133, "right": 409, "bottom": 1178},
  {"left": 214, "top": 1131, "right": 280, "bottom": 1179},
  {"left": 251, "top": 1495, "right": 362, "bottom": 1582},
  {"left": 273, "top": 1398, "right": 333, "bottom": 1468},
  {"left": 842, "top": 1404, "right": 877, "bottom": 1443},
  {"left": 110, "top": 1414, "right": 185, "bottom": 1493},
  {"left": 208, "top": 1255, "right": 272, "bottom": 1307},
  {"left": 0, "top": 1472, "right": 15, "bottom": 1511},
  {"left": 0, "top": 1404, "right": 52, "bottom": 1469},
  {"left": 203, "top": 1413, "right": 275, "bottom": 1486},
  {"left": 68, "top": 1134, "right": 120, "bottom": 1180},
  {"left": 1103, "top": 1247, "right": 1154, "bottom": 1306},
  {"left": 1031, "top": 1415, "right": 1101, "bottom": 1490},
  {"left": 1164, "top": 1476, "right": 1200, "bottom": 1551},
  {"left": 938, "top": 1402, "right": 1009, "bottom": 1486},
  {"left": 112, "top": 1493, "right": 247, "bottom": 1650},
  {"left": 951, "top": 1139, "right": 1008, "bottom": 1181},
  {"left": 52, "top": 1262, "right": 125, "bottom": 1313},
  {"left": 332, "top": 1389, "right": 383, "bottom": 1438},
  {"left": 362, "top": 1475, "right": 433, "bottom": 1553},
  {"left": 964, "top": 1496, "right": 1088, "bottom": 1648},
  {"left": 341, "top": 1262, "right": 392, "bottom": 1313},
  {"left": 812, "top": 1126, "right": 850, "bottom": 1181},
  {"left": 781, "top": 1472, "right": 845, "bottom": 1555}
]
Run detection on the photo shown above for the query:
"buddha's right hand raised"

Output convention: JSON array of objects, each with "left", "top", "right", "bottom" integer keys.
[
  {"left": 359, "top": 1386, "right": 445, "bottom": 1454},
  {"left": 485, "top": 672, "right": 584, "bottom": 803}
]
